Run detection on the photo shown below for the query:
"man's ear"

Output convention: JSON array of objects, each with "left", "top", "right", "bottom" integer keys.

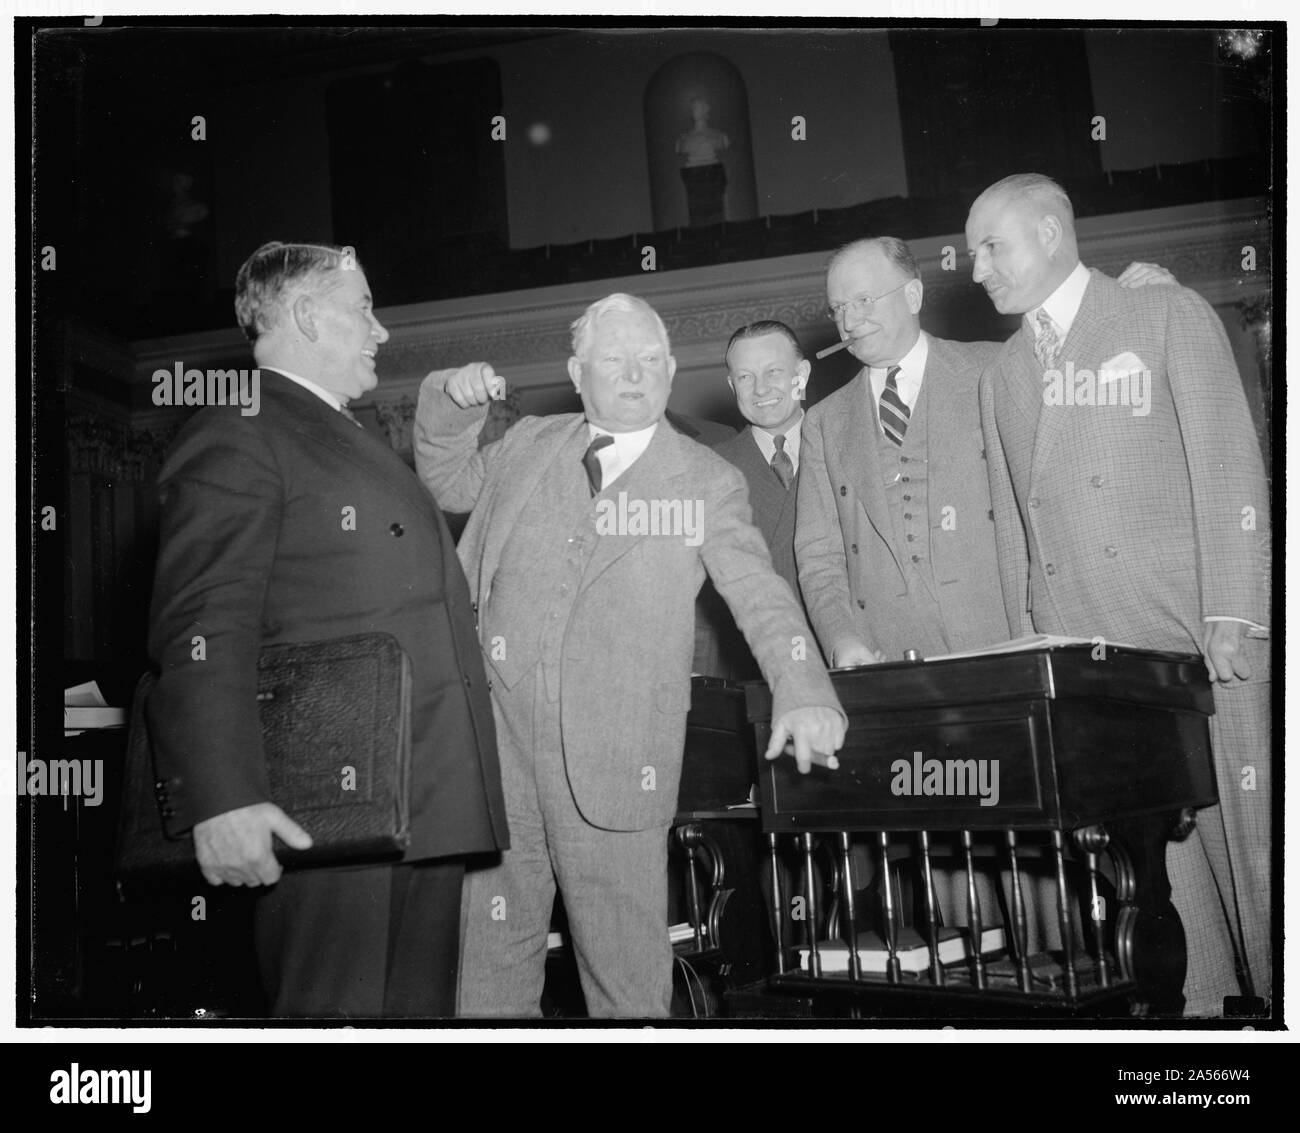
[
  {"left": 566, "top": 355, "right": 583, "bottom": 392},
  {"left": 291, "top": 293, "right": 318, "bottom": 342},
  {"left": 905, "top": 277, "right": 924, "bottom": 315},
  {"left": 666, "top": 355, "right": 677, "bottom": 385},
  {"left": 792, "top": 359, "right": 812, "bottom": 400},
  {"left": 1040, "top": 215, "right": 1064, "bottom": 257}
]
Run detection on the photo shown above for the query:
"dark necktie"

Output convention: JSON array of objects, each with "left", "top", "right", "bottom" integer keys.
[
  {"left": 582, "top": 434, "right": 614, "bottom": 496},
  {"left": 878, "top": 365, "right": 909, "bottom": 447},
  {"left": 770, "top": 433, "right": 794, "bottom": 490}
]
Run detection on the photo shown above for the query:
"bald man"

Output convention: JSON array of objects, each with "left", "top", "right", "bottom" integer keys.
[{"left": 969, "top": 173, "right": 1271, "bottom": 1017}]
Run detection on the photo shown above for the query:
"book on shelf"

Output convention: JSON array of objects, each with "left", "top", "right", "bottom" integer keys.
[{"left": 798, "top": 925, "right": 1006, "bottom": 974}]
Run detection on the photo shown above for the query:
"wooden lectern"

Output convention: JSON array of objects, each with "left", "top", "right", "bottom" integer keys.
[{"left": 739, "top": 644, "right": 1216, "bottom": 1019}]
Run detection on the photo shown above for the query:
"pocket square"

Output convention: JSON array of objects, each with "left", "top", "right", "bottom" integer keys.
[{"left": 1098, "top": 351, "right": 1145, "bottom": 384}]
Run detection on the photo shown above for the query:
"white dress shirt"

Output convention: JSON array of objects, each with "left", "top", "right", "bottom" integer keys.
[
  {"left": 867, "top": 332, "right": 929, "bottom": 436},
  {"left": 587, "top": 421, "right": 658, "bottom": 490},
  {"left": 751, "top": 409, "right": 804, "bottom": 474},
  {"left": 1025, "top": 260, "right": 1091, "bottom": 344}
]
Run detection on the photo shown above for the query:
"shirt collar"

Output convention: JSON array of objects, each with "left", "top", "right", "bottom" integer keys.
[
  {"left": 587, "top": 420, "right": 659, "bottom": 489},
  {"left": 867, "top": 331, "right": 929, "bottom": 416},
  {"left": 261, "top": 366, "right": 343, "bottom": 413},
  {"left": 1027, "top": 261, "right": 1090, "bottom": 340},
  {"left": 751, "top": 409, "right": 804, "bottom": 469}
]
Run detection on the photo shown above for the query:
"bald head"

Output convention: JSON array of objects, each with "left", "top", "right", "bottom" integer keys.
[{"left": 965, "top": 174, "right": 1080, "bottom": 315}]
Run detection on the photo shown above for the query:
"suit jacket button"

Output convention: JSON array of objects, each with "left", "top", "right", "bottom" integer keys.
[
  {"left": 840, "top": 485, "right": 847, "bottom": 496},
  {"left": 390, "top": 523, "right": 405, "bottom": 537},
  {"left": 464, "top": 674, "right": 473, "bottom": 687},
  {"left": 857, "top": 599, "right": 866, "bottom": 609},
  {"left": 1091, "top": 475, "right": 1104, "bottom": 488},
  {"left": 980, "top": 449, "right": 987, "bottom": 460},
  {"left": 911, "top": 554, "right": 920, "bottom": 563},
  {"left": 987, "top": 510, "right": 995, "bottom": 521},
  {"left": 1104, "top": 545, "right": 1118, "bottom": 558},
  {"left": 1045, "top": 563, "right": 1057, "bottom": 576},
  {"left": 1029, "top": 497, "right": 1040, "bottom": 509},
  {"left": 850, "top": 543, "right": 858, "bottom": 553}
]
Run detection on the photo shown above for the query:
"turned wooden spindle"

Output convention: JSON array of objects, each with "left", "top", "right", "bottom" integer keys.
[
  {"left": 1005, "top": 828, "right": 1032, "bottom": 993},
  {"left": 1052, "top": 829, "right": 1079, "bottom": 998},
  {"left": 961, "top": 829, "right": 986, "bottom": 989},
  {"left": 918, "top": 830, "right": 945, "bottom": 986}
]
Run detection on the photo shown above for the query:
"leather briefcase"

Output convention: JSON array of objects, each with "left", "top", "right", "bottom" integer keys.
[{"left": 116, "top": 632, "right": 412, "bottom": 883}]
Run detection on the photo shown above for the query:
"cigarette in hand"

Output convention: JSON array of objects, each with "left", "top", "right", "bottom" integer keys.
[
  {"left": 486, "top": 374, "right": 507, "bottom": 400},
  {"left": 815, "top": 339, "right": 853, "bottom": 361}
]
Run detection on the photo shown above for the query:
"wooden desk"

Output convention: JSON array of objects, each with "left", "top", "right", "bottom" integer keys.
[{"left": 740, "top": 645, "right": 1216, "bottom": 1019}]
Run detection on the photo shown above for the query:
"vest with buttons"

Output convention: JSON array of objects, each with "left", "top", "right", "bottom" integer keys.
[
  {"left": 877, "top": 377, "right": 948, "bottom": 653},
  {"left": 481, "top": 434, "right": 603, "bottom": 700}
]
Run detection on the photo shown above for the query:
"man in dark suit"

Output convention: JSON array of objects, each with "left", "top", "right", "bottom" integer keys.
[
  {"left": 414, "top": 293, "right": 845, "bottom": 1017},
  {"left": 146, "top": 241, "right": 508, "bottom": 1017},
  {"left": 698, "top": 320, "right": 809, "bottom": 679},
  {"left": 970, "top": 174, "right": 1271, "bottom": 1015}
]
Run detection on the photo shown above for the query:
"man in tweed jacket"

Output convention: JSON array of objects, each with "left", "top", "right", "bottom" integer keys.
[
  {"left": 414, "top": 293, "right": 845, "bottom": 1017},
  {"left": 970, "top": 174, "right": 1271, "bottom": 1016}
]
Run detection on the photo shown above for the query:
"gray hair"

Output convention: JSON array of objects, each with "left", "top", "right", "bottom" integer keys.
[
  {"left": 826, "top": 236, "right": 920, "bottom": 281},
  {"left": 234, "top": 241, "right": 360, "bottom": 342},
  {"left": 974, "top": 173, "right": 1075, "bottom": 226},
  {"left": 570, "top": 293, "right": 671, "bottom": 359}
]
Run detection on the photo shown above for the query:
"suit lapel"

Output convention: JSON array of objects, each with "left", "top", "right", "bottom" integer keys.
[
  {"left": 265, "top": 372, "right": 437, "bottom": 522},
  {"left": 579, "top": 422, "right": 693, "bottom": 593},
  {"left": 479, "top": 417, "right": 589, "bottom": 603},
  {"left": 1029, "top": 270, "right": 1126, "bottom": 487},
  {"left": 835, "top": 372, "right": 894, "bottom": 552}
]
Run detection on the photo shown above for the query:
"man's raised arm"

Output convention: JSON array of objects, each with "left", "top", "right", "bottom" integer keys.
[{"left": 413, "top": 362, "right": 506, "bottom": 513}]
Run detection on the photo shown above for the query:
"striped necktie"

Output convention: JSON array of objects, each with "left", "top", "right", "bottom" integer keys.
[
  {"left": 582, "top": 434, "right": 614, "bottom": 495},
  {"left": 878, "top": 365, "right": 909, "bottom": 447},
  {"left": 770, "top": 433, "right": 794, "bottom": 489}
]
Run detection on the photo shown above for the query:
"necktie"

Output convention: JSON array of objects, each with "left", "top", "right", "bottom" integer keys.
[
  {"left": 339, "top": 404, "right": 363, "bottom": 428},
  {"left": 582, "top": 434, "right": 614, "bottom": 496},
  {"left": 1034, "top": 309, "right": 1062, "bottom": 370},
  {"left": 770, "top": 433, "right": 794, "bottom": 489},
  {"left": 878, "top": 365, "right": 909, "bottom": 447}
]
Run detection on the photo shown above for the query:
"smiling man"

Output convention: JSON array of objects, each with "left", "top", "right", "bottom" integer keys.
[
  {"left": 969, "top": 173, "right": 1272, "bottom": 1016},
  {"left": 413, "top": 292, "right": 845, "bottom": 1017},
  {"left": 146, "top": 241, "right": 507, "bottom": 1017},
  {"left": 698, "top": 321, "right": 811, "bottom": 678}
]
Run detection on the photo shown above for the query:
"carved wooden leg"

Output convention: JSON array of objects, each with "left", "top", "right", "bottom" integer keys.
[{"left": 1106, "top": 811, "right": 1189, "bottom": 1016}]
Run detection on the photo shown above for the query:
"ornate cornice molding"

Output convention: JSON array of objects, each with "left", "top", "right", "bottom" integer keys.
[{"left": 126, "top": 197, "right": 1269, "bottom": 402}]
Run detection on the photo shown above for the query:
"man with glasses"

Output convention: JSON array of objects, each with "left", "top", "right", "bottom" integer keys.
[
  {"left": 795, "top": 236, "right": 1174, "bottom": 944},
  {"left": 796, "top": 236, "right": 1171, "bottom": 666}
]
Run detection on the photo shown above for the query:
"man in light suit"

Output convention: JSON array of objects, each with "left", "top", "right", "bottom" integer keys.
[
  {"left": 796, "top": 237, "right": 1010, "bottom": 667},
  {"left": 796, "top": 237, "right": 1175, "bottom": 937},
  {"left": 698, "top": 320, "right": 810, "bottom": 679},
  {"left": 969, "top": 173, "right": 1271, "bottom": 1015},
  {"left": 146, "top": 241, "right": 508, "bottom": 1017},
  {"left": 414, "top": 293, "right": 846, "bottom": 1017}
]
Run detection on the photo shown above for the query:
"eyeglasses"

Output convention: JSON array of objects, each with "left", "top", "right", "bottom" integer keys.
[{"left": 825, "top": 280, "right": 911, "bottom": 323}]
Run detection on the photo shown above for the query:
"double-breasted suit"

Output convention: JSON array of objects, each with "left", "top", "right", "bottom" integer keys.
[
  {"left": 414, "top": 378, "right": 841, "bottom": 1015},
  {"left": 980, "top": 270, "right": 1272, "bottom": 1013},
  {"left": 796, "top": 333, "right": 1011, "bottom": 662},
  {"left": 147, "top": 370, "right": 508, "bottom": 1016}
]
